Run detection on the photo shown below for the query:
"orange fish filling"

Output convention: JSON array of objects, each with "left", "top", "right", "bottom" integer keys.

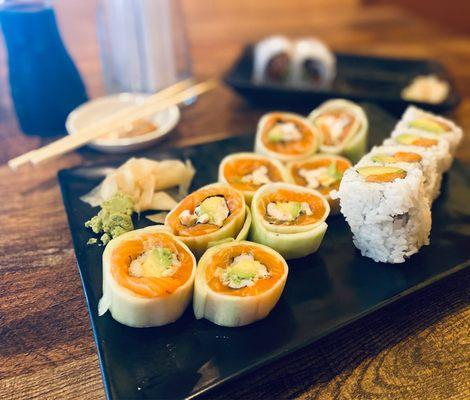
[
  {"left": 315, "top": 110, "right": 359, "bottom": 146},
  {"left": 258, "top": 189, "right": 326, "bottom": 225},
  {"left": 291, "top": 158, "right": 350, "bottom": 196},
  {"left": 166, "top": 186, "right": 244, "bottom": 237},
  {"left": 206, "top": 243, "right": 285, "bottom": 296},
  {"left": 411, "top": 137, "right": 438, "bottom": 148},
  {"left": 365, "top": 171, "right": 407, "bottom": 183},
  {"left": 223, "top": 158, "right": 284, "bottom": 192},
  {"left": 262, "top": 114, "right": 316, "bottom": 155},
  {"left": 393, "top": 151, "right": 422, "bottom": 163},
  {"left": 111, "top": 233, "right": 193, "bottom": 298}
]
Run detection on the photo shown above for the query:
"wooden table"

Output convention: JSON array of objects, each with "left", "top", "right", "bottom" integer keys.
[{"left": 0, "top": 1, "right": 469, "bottom": 399}]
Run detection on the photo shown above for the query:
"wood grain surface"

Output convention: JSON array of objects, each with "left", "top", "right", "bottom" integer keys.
[{"left": 0, "top": 1, "right": 469, "bottom": 399}]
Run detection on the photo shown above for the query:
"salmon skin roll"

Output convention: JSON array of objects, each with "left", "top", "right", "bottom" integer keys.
[
  {"left": 394, "top": 106, "right": 463, "bottom": 155},
  {"left": 218, "top": 152, "right": 291, "bottom": 205},
  {"left": 193, "top": 240, "right": 288, "bottom": 327},
  {"left": 98, "top": 226, "right": 196, "bottom": 327},
  {"left": 255, "top": 112, "right": 321, "bottom": 162},
  {"left": 287, "top": 154, "right": 351, "bottom": 214},
  {"left": 308, "top": 99, "right": 368, "bottom": 163},
  {"left": 165, "top": 183, "right": 250, "bottom": 258},
  {"left": 250, "top": 183, "right": 330, "bottom": 259}
]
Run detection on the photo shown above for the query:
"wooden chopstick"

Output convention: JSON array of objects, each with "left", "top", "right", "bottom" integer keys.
[
  {"left": 7, "top": 78, "right": 196, "bottom": 170},
  {"left": 29, "top": 79, "right": 218, "bottom": 166}
]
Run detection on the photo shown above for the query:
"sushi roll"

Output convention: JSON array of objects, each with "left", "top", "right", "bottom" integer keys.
[
  {"left": 165, "top": 183, "right": 249, "bottom": 258},
  {"left": 255, "top": 112, "right": 321, "bottom": 162},
  {"left": 308, "top": 99, "right": 368, "bottom": 163},
  {"left": 98, "top": 226, "right": 196, "bottom": 327},
  {"left": 218, "top": 152, "right": 291, "bottom": 205},
  {"left": 253, "top": 35, "right": 292, "bottom": 83},
  {"left": 193, "top": 240, "right": 288, "bottom": 327},
  {"left": 384, "top": 130, "right": 452, "bottom": 173},
  {"left": 394, "top": 106, "right": 463, "bottom": 155},
  {"left": 357, "top": 145, "right": 441, "bottom": 202},
  {"left": 332, "top": 164, "right": 431, "bottom": 263},
  {"left": 286, "top": 154, "right": 352, "bottom": 214},
  {"left": 250, "top": 182, "right": 330, "bottom": 259},
  {"left": 290, "top": 38, "right": 336, "bottom": 88}
]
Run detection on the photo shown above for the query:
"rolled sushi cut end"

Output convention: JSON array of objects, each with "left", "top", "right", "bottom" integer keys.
[
  {"left": 308, "top": 99, "right": 368, "bottom": 163},
  {"left": 253, "top": 35, "right": 292, "bottom": 83},
  {"left": 165, "top": 183, "right": 248, "bottom": 258},
  {"left": 250, "top": 183, "right": 330, "bottom": 259},
  {"left": 395, "top": 106, "right": 463, "bottom": 155},
  {"left": 287, "top": 154, "right": 351, "bottom": 214},
  {"left": 255, "top": 112, "right": 321, "bottom": 162},
  {"left": 193, "top": 240, "right": 288, "bottom": 327},
  {"left": 98, "top": 226, "right": 196, "bottom": 328},
  {"left": 333, "top": 165, "right": 431, "bottom": 263},
  {"left": 218, "top": 152, "right": 291, "bottom": 205},
  {"left": 290, "top": 38, "right": 336, "bottom": 88}
]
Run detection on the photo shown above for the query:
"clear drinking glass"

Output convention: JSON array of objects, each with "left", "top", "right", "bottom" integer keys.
[{"left": 97, "top": 0, "right": 192, "bottom": 94}]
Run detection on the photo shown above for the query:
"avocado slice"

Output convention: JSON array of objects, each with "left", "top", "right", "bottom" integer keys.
[
  {"left": 357, "top": 166, "right": 404, "bottom": 177},
  {"left": 409, "top": 118, "right": 448, "bottom": 134},
  {"left": 140, "top": 247, "right": 174, "bottom": 277},
  {"left": 199, "top": 196, "right": 229, "bottom": 226},
  {"left": 277, "top": 201, "right": 302, "bottom": 219},
  {"left": 327, "top": 161, "right": 343, "bottom": 182},
  {"left": 228, "top": 258, "right": 260, "bottom": 280},
  {"left": 371, "top": 153, "right": 396, "bottom": 163},
  {"left": 396, "top": 133, "right": 418, "bottom": 145},
  {"left": 267, "top": 125, "right": 285, "bottom": 143}
]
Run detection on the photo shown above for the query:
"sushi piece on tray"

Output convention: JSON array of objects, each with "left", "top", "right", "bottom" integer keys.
[
  {"left": 193, "top": 240, "right": 288, "bottom": 327},
  {"left": 333, "top": 164, "right": 431, "bottom": 263},
  {"left": 255, "top": 112, "right": 321, "bottom": 162},
  {"left": 218, "top": 152, "right": 291, "bottom": 205},
  {"left": 98, "top": 226, "right": 196, "bottom": 327},
  {"left": 253, "top": 35, "right": 292, "bottom": 84},
  {"left": 286, "top": 154, "right": 352, "bottom": 214},
  {"left": 250, "top": 182, "right": 330, "bottom": 259},
  {"left": 165, "top": 183, "right": 250, "bottom": 258},
  {"left": 394, "top": 106, "right": 462, "bottom": 155},
  {"left": 308, "top": 99, "right": 368, "bottom": 163}
]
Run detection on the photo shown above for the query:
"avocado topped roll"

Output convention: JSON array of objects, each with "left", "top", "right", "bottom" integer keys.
[
  {"left": 218, "top": 152, "right": 291, "bottom": 205},
  {"left": 193, "top": 240, "right": 288, "bottom": 327},
  {"left": 332, "top": 164, "right": 431, "bottom": 263},
  {"left": 253, "top": 35, "right": 292, "bottom": 84},
  {"left": 250, "top": 183, "right": 330, "bottom": 259},
  {"left": 308, "top": 99, "right": 368, "bottom": 163},
  {"left": 287, "top": 154, "right": 351, "bottom": 214},
  {"left": 384, "top": 130, "right": 451, "bottom": 173},
  {"left": 98, "top": 226, "right": 196, "bottom": 327},
  {"left": 357, "top": 145, "right": 441, "bottom": 202},
  {"left": 165, "top": 183, "right": 249, "bottom": 258},
  {"left": 255, "top": 112, "right": 321, "bottom": 162},
  {"left": 394, "top": 106, "right": 463, "bottom": 155}
]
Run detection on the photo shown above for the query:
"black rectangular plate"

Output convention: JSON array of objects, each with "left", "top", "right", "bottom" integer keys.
[
  {"left": 58, "top": 104, "right": 469, "bottom": 400},
  {"left": 224, "top": 46, "right": 460, "bottom": 114}
]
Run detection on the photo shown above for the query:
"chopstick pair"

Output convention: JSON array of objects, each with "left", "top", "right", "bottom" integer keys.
[{"left": 8, "top": 78, "right": 219, "bottom": 170}]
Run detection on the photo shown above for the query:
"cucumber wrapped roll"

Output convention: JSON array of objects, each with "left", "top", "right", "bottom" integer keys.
[
  {"left": 193, "top": 240, "right": 288, "bottom": 327},
  {"left": 287, "top": 154, "right": 351, "bottom": 214},
  {"left": 218, "top": 152, "right": 291, "bottom": 205},
  {"left": 308, "top": 99, "right": 368, "bottom": 163},
  {"left": 98, "top": 226, "right": 196, "bottom": 327},
  {"left": 165, "top": 183, "right": 249, "bottom": 258},
  {"left": 250, "top": 183, "right": 330, "bottom": 259},
  {"left": 255, "top": 112, "right": 321, "bottom": 162}
]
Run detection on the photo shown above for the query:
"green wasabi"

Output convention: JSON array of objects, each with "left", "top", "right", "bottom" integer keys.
[{"left": 85, "top": 192, "right": 134, "bottom": 245}]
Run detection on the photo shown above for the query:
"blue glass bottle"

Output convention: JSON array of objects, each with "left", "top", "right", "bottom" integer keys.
[{"left": 0, "top": 0, "right": 88, "bottom": 136}]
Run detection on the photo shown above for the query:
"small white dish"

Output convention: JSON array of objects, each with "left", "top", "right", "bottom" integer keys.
[{"left": 66, "top": 93, "right": 180, "bottom": 153}]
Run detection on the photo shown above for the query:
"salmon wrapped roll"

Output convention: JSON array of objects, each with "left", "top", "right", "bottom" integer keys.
[
  {"left": 165, "top": 183, "right": 249, "bottom": 258},
  {"left": 98, "top": 226, "right": 196, "bottom": 327},
  {"left": 287, "top": 154, "right": 351, "bottom": 214},
  {"left": 308, "top": 99, "right": 368, "bottom": 163},
  {"left": 193, "top": 240, "right": 288, "bottom": 327},
  {"left": 255, "top": 112, "right": 321, "bottom": 162},
  {"left": 250, "top": 183, "right": 330, "bottom": 259},
  {"left": 218, "top": 152, "right": 291, "bottom": 205}
]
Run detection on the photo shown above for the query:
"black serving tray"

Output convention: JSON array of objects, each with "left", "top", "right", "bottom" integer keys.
[
  {"left": 58, "top": 104, "right": 469, "bottom": 400},
  {"left": 224, "top": 45, "right": 460, "bottom": 114}
]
